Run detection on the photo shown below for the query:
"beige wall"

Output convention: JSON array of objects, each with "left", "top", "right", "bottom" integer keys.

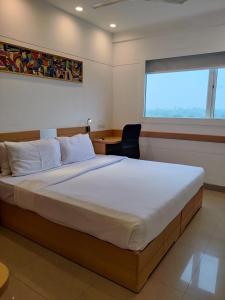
[
  {"left": 1, "top": 0, "right": 225, "bottom": 185},
  {"left": 0, "top": 0, "right": 113, "bottom": 132},
  {"left": 112, "top": 10, "right": 225, "bottom": 133},
  {"left": 112, "top": 12, "right": 225, "bottom": 186}
]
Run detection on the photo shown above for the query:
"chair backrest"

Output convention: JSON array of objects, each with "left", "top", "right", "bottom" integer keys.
[{"left": 121, "top": 124, "right": 141, "bottom": 145}]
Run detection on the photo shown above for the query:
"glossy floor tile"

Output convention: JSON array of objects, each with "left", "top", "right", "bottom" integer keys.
[
  {"left": 0, "top": 189, "right": 225, "bottom": 300},
  {"left": 1, "top": 275, "right": 46, "bottom": 300},
  {"left": 150, "top": 243, "right": 202, "bottom": 293},
  {"left": 185, "top": 254, "right": 225, "bottom": 299}
]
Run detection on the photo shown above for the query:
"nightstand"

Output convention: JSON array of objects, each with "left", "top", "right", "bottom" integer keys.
[{"left": 93, "top": 137, "right": 121, "bottom": 154}]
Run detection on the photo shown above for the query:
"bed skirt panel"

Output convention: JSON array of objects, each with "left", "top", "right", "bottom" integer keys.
[{"left": 0, "top": 187, "right": 203, "bottom": 292}]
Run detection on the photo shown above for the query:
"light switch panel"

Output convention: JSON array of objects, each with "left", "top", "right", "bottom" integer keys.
[{"left": 40, "top": 129, "right": 57, "bottom": 139}]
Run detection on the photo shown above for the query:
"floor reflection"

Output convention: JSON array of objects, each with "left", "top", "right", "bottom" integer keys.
[
  {"left": 198, "top": 254, "right": 219, "bottom": 294},
  {"left": 181, "top": 253, "right": 219, "bottom": 294},
  {"left": 181, "top": 255, "right": 194, "bottom": 283}
]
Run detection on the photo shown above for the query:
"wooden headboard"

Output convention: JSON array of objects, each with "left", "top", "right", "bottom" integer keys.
[
  {"left": 57, "top": 126, "right": 89, "bottom": 137},
  {"left": 0, "top": 130, "right": 40, "bottom": 142},
  {"left": 0, "top": 127, "right": 89, "bottom": 142}
]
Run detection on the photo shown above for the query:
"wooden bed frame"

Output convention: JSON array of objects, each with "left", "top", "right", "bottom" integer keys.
[{"left": 0, "top": 127, "right": 203, "bottom": 293}]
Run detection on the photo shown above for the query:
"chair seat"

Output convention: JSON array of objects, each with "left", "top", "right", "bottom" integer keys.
[{"left": 107, "top": 143, "right": 140, "bottom": 159}]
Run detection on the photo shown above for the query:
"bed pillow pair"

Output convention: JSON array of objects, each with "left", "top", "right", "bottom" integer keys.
[
  {"left": 5, "top": 139, "right": 61, "bottom": 177},
  {"left": 58, "top": 133, "right": 95, "bottom": 165},
  {"left": 1, "top": 134, "right": 95, "bottom": 176}
]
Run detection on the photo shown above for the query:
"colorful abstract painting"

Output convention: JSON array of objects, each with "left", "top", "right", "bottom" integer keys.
[{"left": 0, "top": 42, "right": 83, "bottom": 83}]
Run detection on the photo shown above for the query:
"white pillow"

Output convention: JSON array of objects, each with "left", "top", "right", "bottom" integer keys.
[
  {"left": 5, "top": 139, "right": 61, "bottom": 176},
  {"left": 0, "top": 142, "right": 11, "bottom": 176},
  {"left": 58, "top": 134, "right": 95, "bottom": 165}
]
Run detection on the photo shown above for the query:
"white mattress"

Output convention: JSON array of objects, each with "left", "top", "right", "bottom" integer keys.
[{"left": 0, "top": 155, "right": 204, "bottom": 251}]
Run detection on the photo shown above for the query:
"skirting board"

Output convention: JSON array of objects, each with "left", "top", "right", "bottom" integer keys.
[{"left": 204, "top": 183, "right": 225, "bottom": 193}]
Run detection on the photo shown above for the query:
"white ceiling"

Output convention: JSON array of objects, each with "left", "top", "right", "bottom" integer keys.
[{"left": 45, "top": 0, "right": 225, "bottom": 33}]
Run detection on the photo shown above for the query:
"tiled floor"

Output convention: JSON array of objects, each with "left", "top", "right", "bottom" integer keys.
[{"left": 0, "top": 189, "right": 225, "bottom": 300}]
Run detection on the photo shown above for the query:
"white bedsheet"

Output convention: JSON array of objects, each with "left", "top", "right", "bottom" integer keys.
[{"left": 0, "top": 155, "right": 204, "bottom": 251}]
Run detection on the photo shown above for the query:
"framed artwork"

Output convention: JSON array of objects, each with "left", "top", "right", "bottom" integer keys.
[{"left": 0, "top": 41, "right": 83, "bottom": 83}]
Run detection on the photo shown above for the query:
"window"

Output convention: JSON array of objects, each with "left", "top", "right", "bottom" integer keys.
[
  {"left": 214, "top": 68, "right": 225, "bottom": 119},
  {"left": 145, "top": 70, "right": 209, "bottom": 118},
  {"left": 145, "top": 53, "right": 225, "bottom": 119}
]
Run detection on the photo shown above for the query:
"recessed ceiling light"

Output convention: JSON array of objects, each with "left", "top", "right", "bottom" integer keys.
[
  {"left": 75, "top": 6, "right": 83, "bottom": 12},
  {"left": 110, "top": 23, "right": 117, "bottom": 28}
]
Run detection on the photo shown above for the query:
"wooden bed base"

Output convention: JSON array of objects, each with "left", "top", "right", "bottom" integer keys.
[{"left": 0, "top": 188, "right": 203, "bottom": 293}]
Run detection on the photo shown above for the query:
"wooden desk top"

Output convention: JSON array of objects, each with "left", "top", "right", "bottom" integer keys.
[
  {"left": 0, "top": 262, "right": 9, "bottom": 295},
  {"left": 93, "top": 136, "right": 121, "bottom": 144}
]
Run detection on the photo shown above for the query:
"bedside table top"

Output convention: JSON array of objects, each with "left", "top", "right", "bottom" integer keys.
[{"left": 93, "top": 136, "right": 121, "bottom": 145}]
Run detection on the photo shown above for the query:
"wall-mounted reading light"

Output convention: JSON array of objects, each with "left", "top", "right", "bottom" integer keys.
[
  {"left": 75, "top": 6, "right": 83, "bottom": 12},
  {"left": 87, "top": 118, "right": 92, "bottom": 133}
]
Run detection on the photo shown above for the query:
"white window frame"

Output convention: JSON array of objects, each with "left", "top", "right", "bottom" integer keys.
[
  {"left": 143, "top": 67, "right": 225, "bottom": 126},
  {"left": 206, "top": 69, "right": 217, "bottom": 119}
]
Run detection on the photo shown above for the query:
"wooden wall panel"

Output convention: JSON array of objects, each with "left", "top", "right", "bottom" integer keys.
[
  {"left": 112, "top": 129, "right": 225, "bottom": 143},
  {"left": 141, "top": 131, "right": 225, "bottom": 143},
  {"left": 0, "top": 130, "right": 40, "bottom": 142},
  {"left": 0, "top": 128, "right": 112, "bottom": 143},
  {"left": 1, "top": 128, "right": 225, "bottom": 144},
  {"left": 57, "top": 127, "right": 88, "bottom": 137}
]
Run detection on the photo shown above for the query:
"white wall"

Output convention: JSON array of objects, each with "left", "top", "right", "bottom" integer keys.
[
  {"left": 112, "top": 11, "right": 225, "bottom": 186},
  {"left": 1, "top": 1, "right": 225, "bottom": 185},
  {"left": 0, "top": 0, "right": 113, "bottom": 132}
]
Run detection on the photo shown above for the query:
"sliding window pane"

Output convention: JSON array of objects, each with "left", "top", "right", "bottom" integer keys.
[
  {"left": 214, "top": 68, "right": 225, "bottom": 119},
  {"left": 145, "top": 70, "right": 209, "bottom": 118}
]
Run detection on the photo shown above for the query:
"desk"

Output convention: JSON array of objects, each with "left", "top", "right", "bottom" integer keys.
[
  {"left": 0, "top": 262, "right": 9, "bottom": 296},
  {"left": 93, "top": 137, "right": 121, "bottom": 155}
]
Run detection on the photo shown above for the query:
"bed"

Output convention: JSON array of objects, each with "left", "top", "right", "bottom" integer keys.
[{"left": 0, "top": 127, "right": 204, "bottom": 292}]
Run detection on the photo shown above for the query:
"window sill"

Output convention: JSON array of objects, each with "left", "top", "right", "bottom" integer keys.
[{"left": 143, "top": 117, "right": 225, "bottom": 127}]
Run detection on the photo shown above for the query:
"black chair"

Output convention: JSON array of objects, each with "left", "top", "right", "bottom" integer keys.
[{"left": 107, "top": 124, "right": 141, "bottom": 159}]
